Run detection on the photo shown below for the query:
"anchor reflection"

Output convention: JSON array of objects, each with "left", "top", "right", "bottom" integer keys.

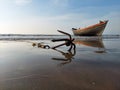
[
  {"left": 74, "top": 38, "right": 106, "bottom": 53},
  {"left": 52, "top": 48, "right": 76, "bottom": 66}
]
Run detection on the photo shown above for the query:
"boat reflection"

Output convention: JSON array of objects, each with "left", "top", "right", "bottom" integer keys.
[
  {"left": 74, "top": 38, "right": 106, "bottom": 53},
  {"left": 52, "top": 48, "right": 76, "bottom": 66}
]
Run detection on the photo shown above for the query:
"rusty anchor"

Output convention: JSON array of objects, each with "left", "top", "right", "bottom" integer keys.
[{"left": 51, "top": 30, "right": 76, "bottom": 51}]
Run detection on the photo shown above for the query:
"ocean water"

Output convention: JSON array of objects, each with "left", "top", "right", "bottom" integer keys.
[{"left": 0, "top": 35, "right": 120, "bottom": 90}]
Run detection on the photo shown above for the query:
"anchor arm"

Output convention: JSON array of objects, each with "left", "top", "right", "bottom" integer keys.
[
  {"left": 52, "top": 39, "right": 68, "bottom": 42},
  {"left": 57, "top": 30, "right": 72, "bottom": 40},
  {"left": 51, "top": 43, "right": 66, "bottom": 49}
]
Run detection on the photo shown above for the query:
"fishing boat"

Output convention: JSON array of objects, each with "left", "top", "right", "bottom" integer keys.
[{"left": 72, "top": 20, "right": 108, "bottom": 36}]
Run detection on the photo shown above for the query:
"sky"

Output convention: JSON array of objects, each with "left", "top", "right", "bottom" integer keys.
[{"left": 0, "top": 0, "right": 120, "bottom": 34}]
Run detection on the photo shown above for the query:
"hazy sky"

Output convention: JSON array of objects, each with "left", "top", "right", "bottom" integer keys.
[{"left": 0, "top": 0, "right": 120, "bottom": 34}]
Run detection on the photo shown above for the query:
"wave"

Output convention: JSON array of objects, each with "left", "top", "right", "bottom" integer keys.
[{"left": 0, "top": 34, "right": 119, "bottom": 40}]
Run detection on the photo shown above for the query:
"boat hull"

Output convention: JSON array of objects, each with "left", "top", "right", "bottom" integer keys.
[{"left": 72, "top": 20, "right": 108, "bottom": 36}]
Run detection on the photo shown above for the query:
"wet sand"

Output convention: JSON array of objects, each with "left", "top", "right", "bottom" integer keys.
[{"left": 0, "top": 39, "right": 120, "bottom": 90}]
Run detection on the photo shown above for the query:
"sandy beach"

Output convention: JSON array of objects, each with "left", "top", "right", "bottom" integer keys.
[{"left": 0, "top": 37, "right": 120, "bottom": 90}]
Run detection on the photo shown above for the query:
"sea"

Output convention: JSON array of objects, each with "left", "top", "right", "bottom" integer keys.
[{"left": 0, "top": 34, "right": 119, "bottom": 40}]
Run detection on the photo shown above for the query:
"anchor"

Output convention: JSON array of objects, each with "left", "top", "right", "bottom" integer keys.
[{"left": 51, "top": 30, "right": 76, "bottom": 51}]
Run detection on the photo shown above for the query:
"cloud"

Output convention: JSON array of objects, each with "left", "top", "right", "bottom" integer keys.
[
  {"left": 0, "top": 10, "right": 120, "bottom": 34},
  {"left": 51, "top": 0, "right": 69, "bottom": 7},
  {"left": 101, "top": 12, "right": 120, "bottom": 34},
  {"left": 0, "top": 13, "right": 99, "bottom": 34},
  {"left": 15, "top": 0, "right": 32, "bottom": 5}
]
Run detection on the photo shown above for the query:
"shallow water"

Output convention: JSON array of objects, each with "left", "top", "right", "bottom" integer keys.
[{"left": 0, "top": 35, "right": 120, "bottom": 90}]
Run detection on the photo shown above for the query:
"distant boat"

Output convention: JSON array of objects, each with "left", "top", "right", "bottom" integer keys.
[{"left": 72, "top": 20, "right": 108, "bottom": 36}]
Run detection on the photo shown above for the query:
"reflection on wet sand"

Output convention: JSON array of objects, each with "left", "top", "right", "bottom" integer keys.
[
  {"left": 31, "top": 40, "right": 76, "bottom": 66},
  {"left": 0, "top": 39, "right": 120, "bottom": 90},
  {"left": 52, "top": 48, "right": 76, "bottom": 66},
  {"left": 74, "top": 38, "right": 106, "bottom": 53}
]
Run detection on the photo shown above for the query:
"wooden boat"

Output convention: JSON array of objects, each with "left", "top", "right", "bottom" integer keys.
[{"left": 72, "top": 20, "right": 108, "bottom": 36}]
